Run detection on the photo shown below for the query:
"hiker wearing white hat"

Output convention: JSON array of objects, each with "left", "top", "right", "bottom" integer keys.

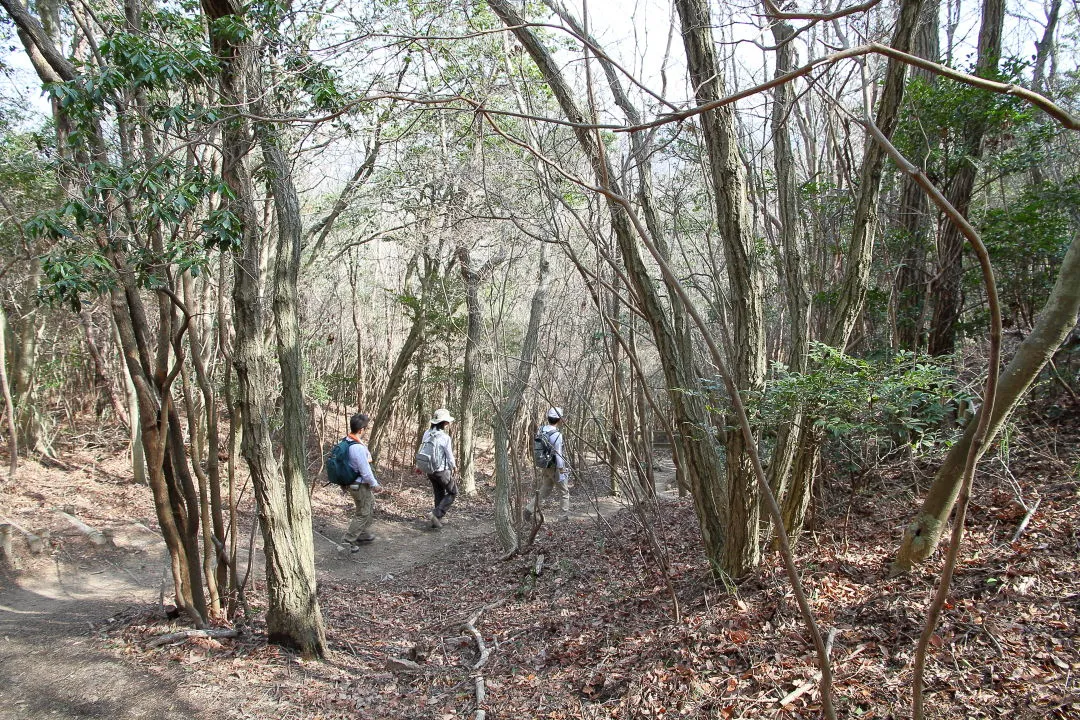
[
  {"left": 415, "top": 408, "right": 457, "bottom": 528},
  {"left": 526, "top": 407, "right": 569, "bottom": 517}
]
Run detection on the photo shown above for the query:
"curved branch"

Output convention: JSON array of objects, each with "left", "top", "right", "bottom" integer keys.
[{"left": 856, "top": 111, "right": 1002, "bottom": 720}]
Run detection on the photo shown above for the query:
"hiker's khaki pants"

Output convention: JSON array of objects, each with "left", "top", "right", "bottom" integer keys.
[
  {"left": 344, "top": 484, "right": 375, "bottom": 543},
  {"left": 527, "top": 466, "right": 569, "bottom": 513}
]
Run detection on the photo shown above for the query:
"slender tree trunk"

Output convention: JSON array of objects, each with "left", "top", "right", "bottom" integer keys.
[
  {"left": 894, "top": 229, "right": 1080, "bottom": 572},
  {"left": 493, "top": 243, "right": 550, "bottom": 552},
  {"left": 0, "top": 304, "right": 19, "bottom": 476},
  {"left": 489, "top": 0, "right": 733, "bottom": 576},
  {"left": 457, "top": 246, "right": 483, "bottom": 494},
  {"left": 369, "top": 309, "right": 426, "bottom": 461},
  {"left": 183, "top": 273, "right": 227, "bottom": 598},
  {"left": 928, "top": 0, "right": 1004, "bottom": 356},
  {"left": 673, "top": 0, "right": 767, "bottom": 575},
  {"left": 894, "top": 0, "right": 940, "bottom": 352},
  {"left": 9, "top": 269, "right": 44, "bottom": 453},
  {"left": 783, "top": 0, "right": 926, "bottom": 540},
  {"left": 762, "top": 8, "right": 811, "bottom": 519},
  {"left": 203, "top": 0, "right": 325, "bottom": 656},
  {"left": 79, "top": 309, "right": 129, "bottom": 428}
]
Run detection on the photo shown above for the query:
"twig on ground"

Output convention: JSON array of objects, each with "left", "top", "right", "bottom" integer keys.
[
  {"left": 147, "top": 628, "right": 238, "bottom": 648},
  {"left": 1011, "top": 497, "right": 1041, "bottom": 543},
  {"left": 463, "top": 598, "right": 508, "bottom": 720}
]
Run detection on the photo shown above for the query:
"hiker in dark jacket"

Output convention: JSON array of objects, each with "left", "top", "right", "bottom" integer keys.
[
  {"left": 343, "top": 413, "right": 381, "bottom": 548},
  {"left": 419, "top": 408, "right": 457, "bottom": 529}
]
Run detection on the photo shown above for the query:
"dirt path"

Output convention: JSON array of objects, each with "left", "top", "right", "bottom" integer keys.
[
  {"left": 0, "top": 546, "right": 196, "bottom": 719},
  {"left": 311, "top": 484, "right": 640, "bottom": 584},
  {"left": 0, "top": 462, "right": 674, "bottom": 719}
]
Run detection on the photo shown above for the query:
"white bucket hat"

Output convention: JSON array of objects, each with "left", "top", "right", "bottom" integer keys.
[
  {"left": 431, "top": 408, "right": 455, "bottom": 424},
  {"left": 546, "top": 407, "right": 564, "bottom": 420}
]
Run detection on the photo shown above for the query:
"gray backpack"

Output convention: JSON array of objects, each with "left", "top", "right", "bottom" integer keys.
[
  {"left": 415, "top": 431, "right": 442, "bottom": 474},
  {"left": 532, "top": 428, "right": 557, "bottom": 468}
]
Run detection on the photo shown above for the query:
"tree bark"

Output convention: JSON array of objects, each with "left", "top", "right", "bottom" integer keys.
[
  {"left": 928, "top": 0, "right": 1004, "bottom": 356},
  {"left": 457, "top": 245, "right": 500, "bottom": 495},
  {"left": 673, "top": 0, "right": 768, "bottom": 574},
  {"left": 369, "top": 300, "right": 427, "bottom": 462},
  {"left": 488, "top": 0, "right": 733, "bottom": 576},
  {"left": 893, "top": 0, "right": 940, "bottom": 352},
  {"left": 493, "top": 243, "right": 550, "bottom": 552},
  {"left": 762, "top": 7, "right": 811, "bottom": 520},
  {"left": 79, "top": 309, "right": 129, "bottom": 429},
  {"left": 893, "top": 228, "right": 1080, "bottom": 572},
  {"left": 783, "top": 0, "right": 925, "bottom": 541},
  {"left": 0, "top": 304, "right": 18, "bottom": 476},
  {"left": 203, "top": 0, "right": 326, "bottom": 656}
]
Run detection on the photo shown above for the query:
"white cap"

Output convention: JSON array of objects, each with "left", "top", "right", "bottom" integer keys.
[
  {"left": 431, "top": 408, "right": 455, "bottom": 424},
  {"left": 546, "top": 407, "right": 563, "bottom": 420}
]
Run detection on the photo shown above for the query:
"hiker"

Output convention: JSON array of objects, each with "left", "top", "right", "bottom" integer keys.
[
  {"left": 526, "top": 407, "right": 568, "bottom": 517},
  {"left": 417, "top": 408, "right": 457, "bottom": 529},
  {"left": 342, "top": 412, "right": 381, "bottom": 547}
]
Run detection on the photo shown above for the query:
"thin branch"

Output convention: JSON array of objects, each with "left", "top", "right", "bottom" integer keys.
[
  {"left": 761, "top": 0, "right": 884, "bottom": 22},
  {"left": 852, "top": 107, "right": 1002, "bottom": 720}
]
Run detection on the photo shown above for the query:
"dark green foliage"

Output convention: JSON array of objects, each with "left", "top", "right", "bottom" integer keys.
[
  {"left": 758, "top": 343, "right": 975, "bottom": 476},
  {"left": 977, "top": 178, "right": 1080, "bottom": 329},
  {"left": 894, "top": 58, "right": 1046, "bottom": 180}
]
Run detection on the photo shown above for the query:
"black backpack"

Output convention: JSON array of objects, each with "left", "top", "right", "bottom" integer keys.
[
  {"left": 532, "top": 428, "right": 557, "bottom": 468},
  {"left": 326, "top": 438, "right": 360, "bottom": 486}
]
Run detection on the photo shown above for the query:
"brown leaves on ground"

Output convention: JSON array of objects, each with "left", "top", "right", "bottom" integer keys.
[{"left": 7, "top": 406, "right": 1080, "bottom": 719}]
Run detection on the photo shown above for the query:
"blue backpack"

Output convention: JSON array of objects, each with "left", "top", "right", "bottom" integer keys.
[{"left": 326, "top": 438, "right": 360, "bottom": 486}]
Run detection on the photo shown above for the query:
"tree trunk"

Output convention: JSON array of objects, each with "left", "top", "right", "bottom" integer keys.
[
  {"left": 762, "top": 8, "right": 811, "bottom": 520},
  {"left": 783, "top": 0, "right": 926, "bottom": 540},
  {"left": 183, "top": 273, "right": 227, "bottom": 599},
  {"left": 259, "top": 122, "right": 326, "bottom": 656},
  {"left": 9, "top": 269, "right": 44, "bottom": 454},
  {"left": 79, "top": 309, "right": 129, "bottom": 428},
  {"left": 893, "top": 229, "right": 1080, "bottom": 572},
  {"left": 894, "top": 0, "right": 940, "bottom": 352},
  {"left": 203, "top": 0, "right": 325, "bottom": 656},
  {"left": 488, "top": 0, "right": 733, "bottom": 576},
  {"left": 457, "top": 245, "right": 483, "bottom": 495},
  {"left": 493, "top": 243, "right": 550, "bottom": 552},
  {"left": 0, "top": 304, "right": 18, "bottom": 477},
  {"left": 369, "top": 306, "right": 426, "bottom": 462},
  {"left": 928, "top": 0, "right": 1004, "bottom": 356},
  {"left": 673, "top": 0, "right": 767, "bottom": 575}
]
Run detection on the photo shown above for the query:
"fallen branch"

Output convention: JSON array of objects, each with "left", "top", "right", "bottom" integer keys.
[
  {"left": 1011, "top": 497, "right": 1041, "bottom": 543},
  {"left": 147, "top": 628, "right": 238, "bottom": 648},
  {"left": 463, "top": 598, "right": 507, "bottom": 720},
  {"left": 56, "top": 511, "right": 107, "bottom": 546},
  {"left": 0, "top": 516, "right": 44, "bottom": 553}
]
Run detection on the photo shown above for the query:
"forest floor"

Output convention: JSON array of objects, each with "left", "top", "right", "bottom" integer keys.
[{"left": 0, "top": 404, "right": 1078, "bottom": 719}]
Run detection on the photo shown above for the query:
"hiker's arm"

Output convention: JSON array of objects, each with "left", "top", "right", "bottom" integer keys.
[
  {"left": 553, "top": 432, "right": 566, "bottom": 470},
  {"left": 350, "top": 445, "right": 380, "bottom": 488},
  {"left": 443, "top": 435, "right": 456, "bottom": 470}
]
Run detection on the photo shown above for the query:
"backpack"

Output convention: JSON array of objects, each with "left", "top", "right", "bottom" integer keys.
[
  {"left": 532, "top": 428, "right": 557, "bottom": 468},
  {"left": 415, "top": 431, "right": 442, "bottom": 474},
  {"left": 326, "top": 438, "right": 360, "bottom": 486}
]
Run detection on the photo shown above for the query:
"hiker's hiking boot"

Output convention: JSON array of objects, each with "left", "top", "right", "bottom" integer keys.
[
  {"left": 345, "top": 534, "right": 376, "bottom": 551},
  {"left": 428, "top": 511, "right": 442, "bottom": 529}
]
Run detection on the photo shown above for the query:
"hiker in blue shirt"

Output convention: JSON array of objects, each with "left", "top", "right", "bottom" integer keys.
[
  {"left": 343, "top": 413, "right": 381, "bottom": 547},
  {"left": 418, "top": 408, "right": 457, "bottom": 529}
]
